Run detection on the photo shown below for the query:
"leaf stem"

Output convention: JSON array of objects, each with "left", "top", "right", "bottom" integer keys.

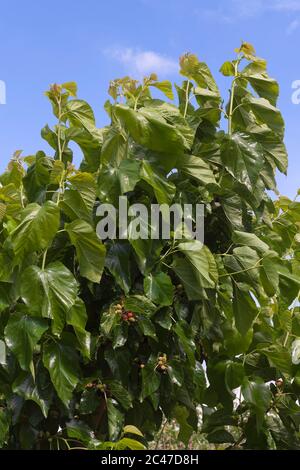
[
  {"left": 283, "top": 290, "right": 300, "bottom": 347},
  {"left": 56, "top": 95, "right": 63, "bottom": 162},
  {"left": 227, "top": 61, "right": 240, "bottom": 135},
  {"left": 42, "top": 249, "right": 48, "bottom": 271},
  {"left": 220, "top": 257, "right": 264, "bottom": 278},
  {"left": 183, "top": 80, "right": 190, "bottom": 118}
]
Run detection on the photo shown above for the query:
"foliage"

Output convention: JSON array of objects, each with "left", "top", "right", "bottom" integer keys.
[{"left": 0, "top": 43, "right": 300, "bottom": 449}]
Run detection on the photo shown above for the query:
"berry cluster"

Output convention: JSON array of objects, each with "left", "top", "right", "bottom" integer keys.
[
  {"left": 114, "top": 303, "right": 137, "bottom": 323},
  {"left": 85, "top": 381, "right": 107, "bottom": 394},
  {"left": 156, "top": 354, "right": 168, "bottom": 373}
]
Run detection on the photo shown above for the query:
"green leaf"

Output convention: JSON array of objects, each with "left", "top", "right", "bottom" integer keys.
[
  {"left": 260, "top": 253, "right": 280, "bottom": 296},
  {"left": 106, "top": 380, "right": 132, "bottom": 410},
  {"left": 226, "top": 246, "right": 260, "bottom": 286},
  {"left": 172, "top": 405, "right": 194, "bottom": 446},
  {"left": 0, "top": 408, "right": 10, "bottom": 447},
  {"left": 23, "top": 151, "right": 52, "bottom": 202},
  {"left": 123, "top": 425, "right": 144, "bottom": 437},
  {"left": 150, "top": 80, "right": 174, "bottom": 100},
  {"left": 0, "top": 340, "right": 6, "bottom": 365},
  {"left": 138, "top": 316, "right": 157, "bottom": 340},
  {"left": 98, "top": 159, "right": 141, "bottom": 205},
  {"left": 12, "top": 366, "right": 52, "bottom": 418},
  {"left": 233, "top": 283, "right": 258, "bottom": 335},
  {"left": 107, "top": 398, "right": 124, "bottom": 440},
  {"left": 225, "top": 361, "right": 245, "bottom": 391},
  {"left": 174, "top": 321, "right": 195, "bottom": 366},
  {"left": 242, "top": 378, "right": 272, "bottom": 430},
  {"left": 124, "top": 295, "right": 157, "bottom": 316},
  {"left": 140, "top": 160, "right": 176, "bottom": 205},
  {"left": 5, "top": 311, "right": 48, "bottom": 370},
  {"left": 143, "top": 100, "right": 195, "bottom": 150},
  {"left": 232, "top": 231, "right": 269, "bottom": 253},
  {"left": 144, "top": 272, "right": 174, "bottom": 306},
  {"left": 66, "top": 298, "right": 91, "bottom": 359},
  {"left": 9, "top": 201, "right": 60, "bottom": 261},
  {"left": 114, "top": 437, "right": 144, "bottom": 450},
  {"left": 244, "top": 96, "right": 284, "bottom": 136},
  {"left": 114, "top": 104, "right": 186, "bottom": 155},
  {"left": 172, "top": 257, "right": 205, "bottom": 300},
  {"left": 116, "top": 437, "right": 145, "bottom": 450},
  {"left": 105, "top": 242, "right": 132, "bottom": 294},
  {"left": 43, "top": 340, "right": 80, "bottom": 406},
  {"left": 177, "top": 154, "right": 216, "bottom": 186},
  {"left": 175, "top": 241, "right": 218, "bottom": 293},
  {"left": 220, "top": 61, "right": 235, "bottom": 76},
  {"left": 141, "top": 360, "right": 161, "bottom": 400},
  {"left": 130, "top": 237, "right": 163, "bottom": 275},
  {"left": 242, "top": 68, "right": 279, "bottom": 105},
  {"left": 62, "top": 81, "right": 77, "bottom": 97},
  {"left": 261, "top": 345, "right": 291, "bottom": 374},
  {"left": 21, "top": 262, "right": 78, "bottom": 335},
  {"left": 180, "top": 53, "right": 220, "bottom": 97},
  {"left": 60, "top": 172, "right": 96, "bottom": 223},
  {"left": 70, "top": 127, "right": 103, "bottom": 172},
  {"left": 65, "top": 99, "right": 96, "bottom": 132},
  {"left": 207, "top": 429, "right": 235, "bottom": 444},
  {"left": 79, "top": 389, "right": 100, "bottom": 415},
  {"left": 221, "top": 133, "right": 264, "bottom": 192},
  {"left": 66, "top": 419, "right": 95, "bottom": 444},
  {"left": 100, "top": 125, "right": 127, "bottom": 167},
  {"left": 66, "top": 219, "right": 106, "bottom": 283},
  {"left": 168, "top": 359, "right": 184, "bottom": 386}
]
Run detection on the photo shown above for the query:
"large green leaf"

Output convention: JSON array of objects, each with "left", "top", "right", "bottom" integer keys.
[
  {"left": 144, "top": 272, "right": 174, "bottom": 306},
  {"left": 141, "top": 360, "right": 161, "bottom": 400},
  {"left": 105, "top": 242, "right": 132, "bottom": 294},
  {"left": 172, "top": 257, "right": 205, "bottom": 300},
  {"left": 124, "top": 295, "right": 157, "bottom": 316},
  {"left": 242, "top": 378, "right": 272, "bottom": 430},
  {"left": 232, "top": 231, "right": 269, "bottom": 253},
  {"left": 60, "top": 172, "right": 96, "bottom": 223},
  {"left": 9, "top": 201, "right": 60, "bottom": 261},
  {"left": 221, "top": 133, "right": 264, "bottom": 192},
  {"left": 66, "top": 298, "right": 91, "bottom": 359},
  {"left": 172, "top": 405, "right": 194, "bottom": 446},
  {"left": 233, "top": 283, "right": 258, "bottom": 335},
  {"left": 140, "top": 160, "right": 176, "bottom": 205},
  {"left": 65, "top": 99, "right": 96, "bottom": 133},
  {"left": 23, "top": 151, "right": 52, "bottom": 202},
  {"left": 12, "top": 366, "right": 52, "bottom": 417},
  {"left": 242, "top": 66, "right": 279, "bottom": 105},
  {"left": 114, "top": 104, "right": 186, "bottom": 155},
  {"left": 106, "top": 380, "right": 132, "bottom": 410},
  {"left": 0, "top": 408, "right": 10, "bottom": 447},
  {"left": 180, "top": 53, "right": 220, "bottom": 96},
  {"left": 43, "top": 340, "right": 80, "bottom": 406},
  {"left": 107, "top": 398, "right": 124, "bottom": 441},
  {"left": 174, "top": 321, "right": 195, "bottom": 366},
  {"left": 5, "top": 311, "right": 48, "bottom": 370},
  {"left": 98, "top": 159, "right": 141, "bottom": 205},
  {"left": 244, "top": 95, "right": 285, "bottom": 136},
  {"left": 177, "top": 154, "right": 216, "bottom": 186},
  {"left": 175, "top": 241, "right": 218, "bottom": 295},
  {"left": 21, "top": 262, "right": 78, "bottom": 335},
  {"left": 66, "top": 219, "right": 106, "bottom": 283}
]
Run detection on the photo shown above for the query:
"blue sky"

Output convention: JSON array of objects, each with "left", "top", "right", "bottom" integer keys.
[{"left": 0, "top": 0, "right": 299, "bottom": 197}]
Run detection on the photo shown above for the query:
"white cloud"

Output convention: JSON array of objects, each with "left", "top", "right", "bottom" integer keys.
[
  {"left": 104, "top": 47, "right": 178, "bottom": 77},
  {"left": 287, "top": 19, "right": 300, "bottom": 34},
  {"left": 273, "top": 0, "right": 300, "bottom": 12},
  {"left": 200, "top": 0, "right": 300, "bottom": 23}
]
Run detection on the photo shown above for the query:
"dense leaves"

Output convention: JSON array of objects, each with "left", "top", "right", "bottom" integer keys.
[{"left": 0, "top": 43, "right": 299, "bottom": 450}]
